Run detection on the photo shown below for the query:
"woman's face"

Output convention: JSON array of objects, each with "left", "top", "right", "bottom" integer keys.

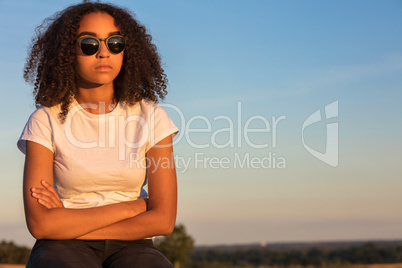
[{"left": 75, "top": 12, "right": 124, "bottom": 88}]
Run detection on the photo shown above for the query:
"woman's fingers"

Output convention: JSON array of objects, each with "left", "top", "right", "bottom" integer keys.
[
  {"left": 31, "top": 181, "right": 64, "bottom": 208},
  {"left": 36, "top": 195, "right": 54, "bottom": 209},
  {"left": 41, "top": 180, "right": 64, "bottom": 207},
  {"left": 31, "top": 190, "right": 57, "bottom": 208}
]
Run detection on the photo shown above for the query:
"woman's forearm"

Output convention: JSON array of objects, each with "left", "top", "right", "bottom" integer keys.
[
  {"left": 23, "top": 141, "right": 147, "bottom": 240},
  {"left": 76, "top": 208, "right": 175, "bottom": 240},
  {"left": 78, "top": 136, "right": 178, "bottom": 241},
  {"left": 27, "top": 198, "right": 147, "bottom": 240},
  {"left": 24, "top": 137, "right": 177, "bottom": 240}
]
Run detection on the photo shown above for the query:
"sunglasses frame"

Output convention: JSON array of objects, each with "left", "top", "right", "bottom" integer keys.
[{"left": 75, "top": 35, "right": 126, "bottom": 56}]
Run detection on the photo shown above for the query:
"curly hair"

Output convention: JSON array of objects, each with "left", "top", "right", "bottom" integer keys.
[{"left": 24, "top": 1, "right": 168, "bottom": 122}]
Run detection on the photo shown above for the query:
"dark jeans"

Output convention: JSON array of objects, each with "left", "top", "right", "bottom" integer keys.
[{"left": 26, "top": 239, "right": 173, "bottom": 268}]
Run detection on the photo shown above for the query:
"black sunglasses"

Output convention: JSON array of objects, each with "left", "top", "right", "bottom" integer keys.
[{"left": 75, "top": 35, "right": 125, "bottom": 56}]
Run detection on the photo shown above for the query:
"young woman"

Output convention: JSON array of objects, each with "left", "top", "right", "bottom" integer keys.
[{"left": 18, "top": 2, "right": 178, "bottom": 267}]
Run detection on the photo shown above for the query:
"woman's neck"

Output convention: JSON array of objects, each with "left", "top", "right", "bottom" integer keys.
[{"left": 75, "top": 84, "right": 117, "bottom": 114}]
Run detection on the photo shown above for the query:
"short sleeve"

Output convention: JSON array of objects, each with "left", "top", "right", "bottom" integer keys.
[
  {"left": 17, "top": 108, "right": 54, "bottom": 154},
  {"left": 148, "top": 103, "right": 179, "bottom": 150}
]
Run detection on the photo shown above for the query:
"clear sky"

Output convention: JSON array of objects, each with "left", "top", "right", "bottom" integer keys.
[{"left": 0, "top": 0, "right": 401, "bottom": 247}]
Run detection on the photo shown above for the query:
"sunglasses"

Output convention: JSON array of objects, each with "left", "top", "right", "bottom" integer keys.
[{"left": 75, "top": 35, "right": 125, "bottom": 56}]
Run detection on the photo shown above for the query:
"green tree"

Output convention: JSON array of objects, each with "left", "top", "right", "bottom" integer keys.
[
  {"left": 0, "top": 240, "right": 31, "bottom": 264},
  {"left": 154, "top": 223, "right": 195, "bottom": 268}
]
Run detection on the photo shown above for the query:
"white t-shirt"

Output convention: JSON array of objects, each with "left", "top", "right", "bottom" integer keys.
[{"left": 18, "top": 99, "right": 178, "bottom": 208}]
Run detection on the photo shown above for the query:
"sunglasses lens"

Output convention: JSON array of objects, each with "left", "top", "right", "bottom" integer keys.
[
  {"left": 80, "top": 38, "right": 99, "bottom": 55},
  {"left": 107, "top": 36, "right": 125, "bottom": 54}
]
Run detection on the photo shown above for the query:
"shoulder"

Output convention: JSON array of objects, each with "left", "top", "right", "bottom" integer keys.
[
  {"left": 28, "top": 106, "right": 51, "bottom": 123},
  {"left": 139, "top": 99, "right": 158, "bottom": 110},
  {"left": 18, "top": 105, "right": 61, "bottom": 154},
  {"left": 28, "top": 104, "right": 62, "bottom": 124},
  {"left": 122, "top": 99, "right": 167, "bottom": 116}
]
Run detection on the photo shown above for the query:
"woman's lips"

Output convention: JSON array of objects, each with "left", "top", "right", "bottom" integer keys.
[{"left": 95, "top": 64, "right": 112, "bottom": 72}]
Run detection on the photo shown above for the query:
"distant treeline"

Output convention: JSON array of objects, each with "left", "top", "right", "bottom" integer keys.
[
  {"left": 187, "top": 241, "right": 402, "bottom": 267},
  {"left": 0, "top": 240, "right": 30, "bottom": 264},
  {"left": 2, "top": 239, "right": 402, "bottom": 267}
]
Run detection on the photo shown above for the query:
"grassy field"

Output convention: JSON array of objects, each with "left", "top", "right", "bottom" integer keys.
[{"left": 350, "top": 265, "right": 402, "bottom": 268}]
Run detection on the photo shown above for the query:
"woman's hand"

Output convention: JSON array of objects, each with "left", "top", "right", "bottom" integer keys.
[{"left": 31, "top": 180, "right": 64, "bottom": 209}]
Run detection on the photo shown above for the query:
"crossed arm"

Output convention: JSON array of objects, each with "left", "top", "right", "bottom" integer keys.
[{"left": 23, "top": 135, "right": 177, "bottom": 240}]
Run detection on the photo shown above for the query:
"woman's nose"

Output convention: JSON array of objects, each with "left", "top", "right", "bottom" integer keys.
[{"left": 96, "top": 40, "right": 110, "bottom": 58}]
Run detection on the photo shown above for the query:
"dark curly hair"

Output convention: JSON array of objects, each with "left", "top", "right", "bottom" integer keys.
[{"left": 24, "top": 1, "right": 168, "bottom": 122}]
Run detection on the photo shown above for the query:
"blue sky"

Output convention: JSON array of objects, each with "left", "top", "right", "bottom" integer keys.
[{"left": 0, "top": 0, "right": 401, "bottom": 246}]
